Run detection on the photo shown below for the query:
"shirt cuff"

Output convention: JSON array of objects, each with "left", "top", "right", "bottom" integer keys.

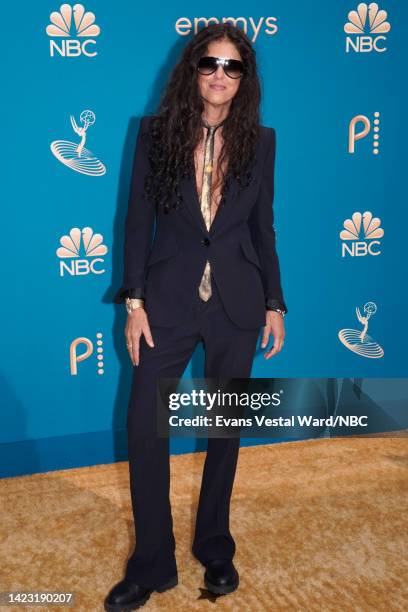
[
  {"left": 113, "top": 287, "right": 145, "bottom": 303},
  {"left": 266, "top": 297, "right": 288, "bottom": 315},
  {"left": 126, "top": 287, "right": 145, "bottom": 299}
]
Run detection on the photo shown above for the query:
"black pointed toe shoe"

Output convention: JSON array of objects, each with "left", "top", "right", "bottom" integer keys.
[
  {"left": 104, "top": 575, "right": 178, "bottom": 611},
  {"left": 204, "top": 559, "right": 239, "bottom": 595}
]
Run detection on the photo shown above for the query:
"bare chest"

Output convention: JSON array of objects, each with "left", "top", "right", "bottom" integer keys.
[{"left": 193, "top": 132, "right": 226, "bottom": 222}]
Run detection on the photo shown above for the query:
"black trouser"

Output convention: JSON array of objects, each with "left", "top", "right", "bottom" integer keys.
[{"left": 125, "top": 274, "right": 261, "bottom": 587}]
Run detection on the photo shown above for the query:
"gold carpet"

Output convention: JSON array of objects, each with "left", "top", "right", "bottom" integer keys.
[{"left": 1, "top": 436, "right": 407, "bottom": 611}]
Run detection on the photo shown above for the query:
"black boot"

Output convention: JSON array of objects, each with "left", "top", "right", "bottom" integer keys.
[
  {"left": 204, "top": 559, "right": 239, "bottom": 595},
  {"left": 104, "top": 575, "right": 178, "bottom": 611}
]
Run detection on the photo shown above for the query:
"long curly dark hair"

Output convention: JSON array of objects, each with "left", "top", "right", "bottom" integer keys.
[{"left": 142, "top": 23, "right": 262, "bottom": 214}]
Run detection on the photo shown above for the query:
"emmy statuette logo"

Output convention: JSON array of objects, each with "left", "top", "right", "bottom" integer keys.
[
  {"left": 57, "top": 227, "right": 108, "bottom": 277},
  {"left": 340, "top": 211, "right": 384, "bottom": 257},
  {"left": 46, "top": 3, "right": 100, "bottom": 57},
  {"left": 344, "top": 3, "right": 391, "bottom": 53},
  {"left": 50, "top": 110, "right": 106, "bottom": 175},
  {"left": 338, "top": 302, "right": 384, "bottom": 358}
]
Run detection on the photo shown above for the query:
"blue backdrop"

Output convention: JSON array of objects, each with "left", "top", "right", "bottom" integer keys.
[{"left": 1, "top": 2, "right": 406, "bottom": 477}]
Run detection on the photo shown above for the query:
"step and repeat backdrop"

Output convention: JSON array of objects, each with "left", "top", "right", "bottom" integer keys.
[{"left": 1, "top": 2, "right": 406, "bottom": 476}]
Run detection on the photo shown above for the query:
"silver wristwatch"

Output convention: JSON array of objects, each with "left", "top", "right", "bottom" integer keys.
[{"left": 125, "top": 297, "right": 145, "bottom": 315}]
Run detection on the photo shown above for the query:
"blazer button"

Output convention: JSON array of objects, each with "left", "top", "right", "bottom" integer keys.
[{"left": 201, "top": 238, "right": 210, "bottom": 246}]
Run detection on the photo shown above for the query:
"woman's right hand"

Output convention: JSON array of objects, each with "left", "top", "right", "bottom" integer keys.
[{"left": 125, "top": 308, "right": 155, "bottom": 366}]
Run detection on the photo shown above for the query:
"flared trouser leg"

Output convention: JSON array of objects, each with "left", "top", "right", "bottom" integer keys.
[
  {"left": 191, "top": 279, "right": 260, "bottom": 564},
  {"left": 124, "top": 275, "right": 261, "bottom": 585},
  {"left": 125, "top": 321, "right": 201, "bottom": 587}
]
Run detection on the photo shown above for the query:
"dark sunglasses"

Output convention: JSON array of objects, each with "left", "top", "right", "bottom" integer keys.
[{"left": 196, "top": 56, "right": 244, "bottom": 79}]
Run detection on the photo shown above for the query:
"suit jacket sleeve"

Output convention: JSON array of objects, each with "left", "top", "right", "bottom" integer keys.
[
  {"left": 248, "top": 127, "right": 288, "bottom": 314},
  {"left": 113, "top": 116, "right": 156, "bottom": 303}
]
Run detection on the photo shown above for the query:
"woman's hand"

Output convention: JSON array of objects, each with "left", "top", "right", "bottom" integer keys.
[
  {"left": 125, "top": 308, "right": 155, "bottom": 366},
  {"left": 261, "top": 311, "right": 285, "bottom": 359}
]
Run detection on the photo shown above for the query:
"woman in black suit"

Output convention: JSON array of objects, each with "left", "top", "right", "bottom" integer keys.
[{"left": 105, "top": 22, "right": 287, "bottom": 611}]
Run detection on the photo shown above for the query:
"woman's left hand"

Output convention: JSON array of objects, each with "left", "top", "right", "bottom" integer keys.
[{"left": 261, "top": 311, "right": 285, "bottom": 359}]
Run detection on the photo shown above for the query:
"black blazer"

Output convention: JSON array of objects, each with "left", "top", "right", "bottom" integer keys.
[{"left": 113, "top": 115, "right": 287, "bottom": 330}]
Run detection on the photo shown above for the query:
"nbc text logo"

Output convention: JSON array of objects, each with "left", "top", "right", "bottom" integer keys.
[
  {"left": 46, "top": 3, "right": 100, "bottom": 57},
  {"left": 349, "top": 112, "right": 381, "bottom": 154},
  {"left": 50, "top": 110, "right": 106, "bottom": 175},
  {"left": 57, "top": 227, "right": 108, "bottom": 276},
  {"left": 340, "top": 211, "right": 384, "bottom": 257},
  {"left": 70, "top": 332, "right": 105, "bottom": 375},
  {"left": 344, "top": 3, "right": 391, "bottom": 53}
]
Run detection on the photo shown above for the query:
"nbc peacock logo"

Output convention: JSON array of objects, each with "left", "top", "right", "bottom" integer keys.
[
  {"left": 57, "top": 227, "right": 108, "bottom": 277},
  {"left": 50, "top": 110, "right": 106, "bottom": 176},
  {"left": 46, "top": 3, "right": 100, "bottom": 57},
  {"left": 340, "top": 211, "right": 384, "bottom": 257},
  {"left": 344, "top": 3, "right": 391, "bottom": 53}
]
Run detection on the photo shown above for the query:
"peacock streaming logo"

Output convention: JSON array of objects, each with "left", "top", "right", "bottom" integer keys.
[
  {"left": 57, "top": 227, "right": 109, "bottom": 277},
  {"left": 70, "top": 332, "right": 105, "bottom": 375},
  {"left": 340, "top": 212, "right": 384, "bottom": 257},
  {"left": 348, "top": 112, "right": 381, "bottom": 154},
  {"left": 46, "top": 3, "right": 100, "bottom": 57},
  {"left": 344, "top": 3, "right": 391, "bottom": 53}
]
